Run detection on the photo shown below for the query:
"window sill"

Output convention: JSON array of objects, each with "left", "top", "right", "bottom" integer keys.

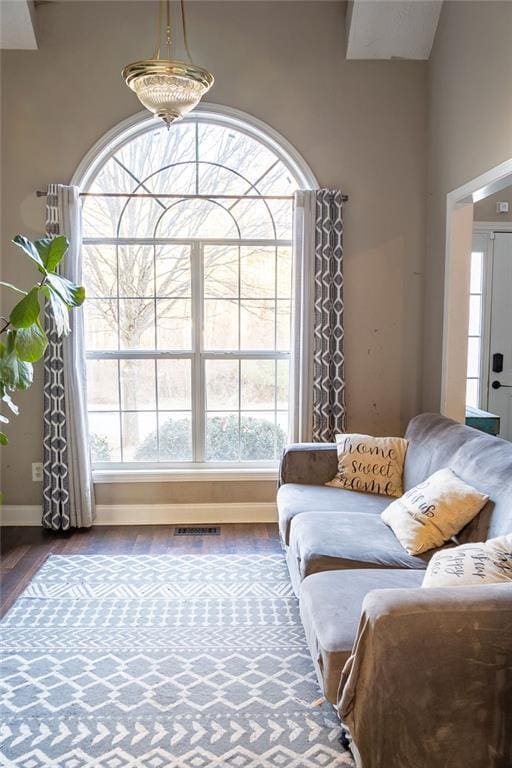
[{"left": 93, "top": 467, "right": 279, "bottom": 484}]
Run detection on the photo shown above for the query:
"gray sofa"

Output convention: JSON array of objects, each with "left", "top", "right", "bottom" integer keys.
[{"left": 277, "top": 413, "right": 512, "bottom": 768}]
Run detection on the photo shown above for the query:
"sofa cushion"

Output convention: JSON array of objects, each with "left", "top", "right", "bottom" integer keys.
[
  {"left": 300, "top": 568, "right": 425, "bottom": 702},
  {"left": 289, "top": 511, "right": 437, "bottom": 581},
  {"left": 404, "top": 413, "right": 512, "bottom": 541},
  {"left": 277, "top": 483, "right": 389, "bottom": 545}
]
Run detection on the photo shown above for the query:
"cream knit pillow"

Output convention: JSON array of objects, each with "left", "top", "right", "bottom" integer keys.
[
  {"left": 381, "top": 467, "right": 489, "bottom": 555},
  {"left": 326, "top": 434, "right": 408, "bottom": 498},
  {"left": 422, "top": 534, "right": 512, "bottom": 587}
]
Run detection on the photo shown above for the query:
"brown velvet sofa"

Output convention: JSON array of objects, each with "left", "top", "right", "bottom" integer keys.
[{"left": 277, "top": 413, "right": 512, "bottom": 768}]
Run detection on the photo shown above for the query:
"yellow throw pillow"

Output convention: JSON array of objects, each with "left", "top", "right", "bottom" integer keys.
[
  {"left": 381, "top": 467, "right": 489, "bottom": 556},
  {"left": 326, "top": 434, "right": 408, "bottom": 498},
  {"left": 422, "top": 534, "right": 512, "bottom": 587}
]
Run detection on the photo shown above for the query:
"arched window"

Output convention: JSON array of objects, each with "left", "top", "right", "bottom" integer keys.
[{"left": 77, "top": 106, "right": 315, "bottom": 467}]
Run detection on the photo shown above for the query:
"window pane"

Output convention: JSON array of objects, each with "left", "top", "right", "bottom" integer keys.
[
  {"left": 118, "top": 197, "right": 167, "bottom": 238},
  {"left": 267, "top": 199, "right": 293, "bottom": 239},
  {"left": 117, "top": 246, "right": 154, "bottom": 298},
  {"left": 206, "top": 360, "right": 239, "bottom": 410},
  {"left": 88, "top": 412, "right": 121, "bottom": 462},
  {"left": 277, "top": 247, "right": 292, "bottom": 298},
  {"left": 466, "top": 378, "right": 479, "bottom": 408},
  {"left": 198, "top": 163, "right": 248, "bottom": 196},
  {"left": 276, "top": 412, "right": 289, "bottom": 453},
  {"left": 114, "top": 122, "right": 196, "bottom": 182},
  {"left": 157, "top": 359, "right": 192, "bottom": 410},
  {"left": 468, "top": 294, "right": 482, "bottom": 336},
  {"left": 204, "top": 246, "right": 239, "bottom": 298},
  {"left": 277, "top": 360, "right": 289, "bottom": 410},
  {"left": 87, "top": 360, "right": 119, "bottom": 411},
  {"left": 240, "top": 247, "right": 275, "bottom": 298},
  {"left": 156, "top": 245, "right": 191, "bottom": 297},
  {"left": 231, "top": 198, "right": 274, "bottom": 239},
  {"left": 276, "top": 300, "right": 291, "bottom": 350},
  {"left": 83, "top": 245, "right": 117, "bottom": 298},
  {"left": 149, "top": 163, "right": 196, "bottom": 196},
  {"left": 158, "top": 413, "right": 192, "bottom": 461},
  {"left": 240, "top": 300, "right": 274, "bottom": 350},
  {"left": 84, "top": 299, "right": 118, "bottom": 351},
  {"left": 117, "top": 123, "right": 196, "bottom": 176},
  {"left": 241, "top": 360, "right": 275, "bottom": 410},
  {"left": 467, "top": 337, "right": 481, "bottom": 378},
  {"left": 156, "top": 299, "right": 192, "bottom": 350},
  {"left": 470, "top": 251, "right": 483, "bottom": 293},
  {"left": 155, "top": 198, "right": 239, "bottom": 239},
  {"left": 206, "top": 413, "right": 240, "bottom": 461},
  {"left": 119, "top": 299, "right": 155, "bottom": 349},
  {"left": 197, "top": 123, "right": 278, "bottom": 186},
  {"left": 122, "top": 412, "right": 158, "bottom": 461},
  {"left": 204, "top": 299, "right": 239, "bottom": 350},
  {"left": 81, "top": 194, "right": 127, "bottom": 238},
  {"left": 240, "top": 412, "right": 276, "bottom": 460},
  {"left": 120, "top": 359, "right": 156, "bottom": 411}
]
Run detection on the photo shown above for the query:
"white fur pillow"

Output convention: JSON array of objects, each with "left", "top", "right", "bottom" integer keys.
[
  {"left": 422, "top": 534, "right": 512, "bottom": 587},
  {"left": 381, "top": 467, "right": 489, "bottom": 555}
]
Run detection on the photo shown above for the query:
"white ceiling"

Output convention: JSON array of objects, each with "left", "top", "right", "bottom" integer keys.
[
  {"left": 0, "top": 0, "right": 38, "bottom": 50},
  {"left": 346, "top": 0, "right": 443, "bottom": 60}
]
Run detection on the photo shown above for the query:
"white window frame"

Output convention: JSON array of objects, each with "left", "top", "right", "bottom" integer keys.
[{"left": 73, "top": 105, "right": 318, "bottom": 480}]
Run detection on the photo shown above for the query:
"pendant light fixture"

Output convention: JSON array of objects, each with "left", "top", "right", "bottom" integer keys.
[{"left": 122, "top": 0, "right": 214, "bottom": 128}]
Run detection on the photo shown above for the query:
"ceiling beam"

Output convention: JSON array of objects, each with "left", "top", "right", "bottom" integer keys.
[
  {"left": 346, "top": 0, "right": 443, "bottom": 61},
  {"left": 0, "top": 0, "right": 38, "bottom": 50}
]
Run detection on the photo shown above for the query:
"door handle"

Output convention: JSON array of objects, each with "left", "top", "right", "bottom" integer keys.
[{"left": 492, "top": 380, "right": 512, "bottom": 389}]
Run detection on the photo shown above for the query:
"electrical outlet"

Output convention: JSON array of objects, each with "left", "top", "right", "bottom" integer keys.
[{"left": 32, "top": 462, "right": 43, "bottom": 482}]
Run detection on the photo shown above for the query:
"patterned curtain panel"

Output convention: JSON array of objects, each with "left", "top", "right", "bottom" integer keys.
[
  {"left": 291, "top": 189, "right": 346, "bottom": 443},
  {"left": 312, "top": 189, "right": 346, "bottom": 442},
  {"left": 43, "top": 184, "right": 95, "bottom": 530}
]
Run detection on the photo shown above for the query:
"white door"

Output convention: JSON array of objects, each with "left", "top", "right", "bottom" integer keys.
[{"left": 488, "top": 232, "right": 512, "bottom": 440}]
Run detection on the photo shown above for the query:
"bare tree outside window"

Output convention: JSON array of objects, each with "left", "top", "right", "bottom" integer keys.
[{"left": 83, "top": 120, "right": 298, "bottom": 464}]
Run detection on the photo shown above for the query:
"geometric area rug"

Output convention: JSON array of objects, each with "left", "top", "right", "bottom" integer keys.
[{"left": 0, "top": 554, "right": 354, "bottom": 767}]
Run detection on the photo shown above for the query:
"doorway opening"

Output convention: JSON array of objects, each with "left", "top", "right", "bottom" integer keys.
[{"left": 441, "top": 158, "right": 512, "bottom": 440}]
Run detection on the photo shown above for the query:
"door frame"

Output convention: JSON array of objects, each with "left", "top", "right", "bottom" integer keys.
[
  {"left": 441, "top": 157, "right": 512, "bottom": 421},
  {"left": 471, "top": 224, "right": 512, "bottom": 411}
]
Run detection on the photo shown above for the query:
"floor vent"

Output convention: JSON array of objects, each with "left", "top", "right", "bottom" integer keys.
[{"left": 174, "top": 526, "right": 221, "bottom": 536}]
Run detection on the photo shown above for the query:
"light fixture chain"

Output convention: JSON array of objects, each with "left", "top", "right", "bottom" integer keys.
[
  {"left": 153, "top": 0, "right": 163, "bottom": 59},
  {"left": 166, "top": 0, "right": 172, "bottom": 58},
  {"left": 181, "top": 0, "right": 194, "bottom": 63}
]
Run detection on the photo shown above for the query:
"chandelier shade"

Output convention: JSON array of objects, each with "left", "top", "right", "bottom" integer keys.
[
  {"left": 123, "top": 59, "right": 214, "bottom": 126},
  {"left": 122, "top": 0, "right": 214, "bottom": 127}
]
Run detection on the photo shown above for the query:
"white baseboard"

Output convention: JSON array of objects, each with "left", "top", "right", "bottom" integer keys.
[{"left": 0, "top": 503, "right": 277, "bottom": 527}]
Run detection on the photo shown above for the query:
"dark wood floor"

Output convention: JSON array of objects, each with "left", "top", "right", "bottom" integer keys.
[{"left": 0, "top": 523, "right": 281, "bottom": 619}]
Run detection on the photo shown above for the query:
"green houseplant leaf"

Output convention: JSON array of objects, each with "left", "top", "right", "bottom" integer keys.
[
  {"left": 35, "top": 236, "right": 68, "bottom": 273},
  {"left": 14, "top": 321, "right": 48, "bottom": 363},
  {"left": 43, "top": 285, "right": 70, "bottom": 336},
  {"left": 1, "top": 233, "right": 85, "bottom": 458},
  {"left": 12, "top": 235, "right": 47, "bottom": 272},
  {"left": 9, "top": 287, "right": 41, "bottom": 329},
  {"left": 0, "top": 343, "right": 33, "bottom": 391},
  {"left": 46, "top": 273, "right": 85, "bottom": 308}
]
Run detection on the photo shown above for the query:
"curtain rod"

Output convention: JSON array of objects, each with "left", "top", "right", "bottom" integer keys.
[{"left": 35, "top": 190, "right": 349, "bottom": 202}]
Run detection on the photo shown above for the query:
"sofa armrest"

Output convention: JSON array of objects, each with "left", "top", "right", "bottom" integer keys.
[
  {"left": 278, "top": 443, "right": 338, "bottom": 486},
  {"left": 338, "top": 584, "right": 512, "bottom": 768}
]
